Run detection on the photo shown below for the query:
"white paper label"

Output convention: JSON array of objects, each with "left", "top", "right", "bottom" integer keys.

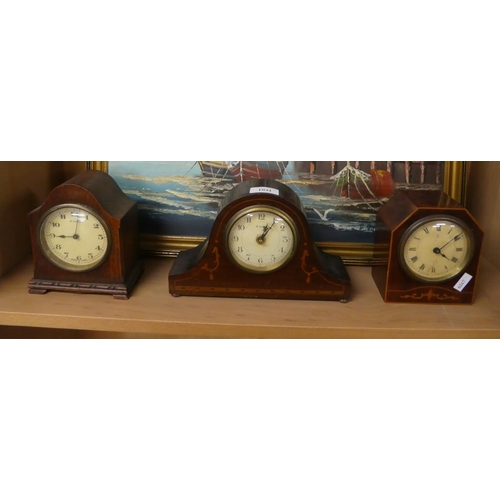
[
  {"left": 454, "top": 273, "right": 473, "bottom": 292},
  {"left": 250, "top": 186, "right": 280, "bottom": 196}
]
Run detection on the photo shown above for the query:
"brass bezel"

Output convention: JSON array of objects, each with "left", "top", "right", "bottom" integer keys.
[{"left": 224, "top": 205, "right": 298, "bottom": 274}]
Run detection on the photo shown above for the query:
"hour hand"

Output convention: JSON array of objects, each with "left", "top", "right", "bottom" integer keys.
[{"left": 257, "top": 225, "right": 269, "bottom": 244}]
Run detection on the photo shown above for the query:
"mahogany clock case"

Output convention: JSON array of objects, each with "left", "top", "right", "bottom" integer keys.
[
  {"left": 372, "top": 189, "right": 484, "bottom": 304},
  {"left": 28, "top": 170, "right": 143, "bottom": 299},
  {"left": 169, "top": 179, "right": 352, "bottom": 302}
]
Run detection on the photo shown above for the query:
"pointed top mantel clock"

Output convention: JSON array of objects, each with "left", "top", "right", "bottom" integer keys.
[
  {"left": 28, "top": 169, "right": 144, "bottom": 299},
  {"left": 168, "top": 179, "right": 352, "bottom": 302},
  {"left": 372, "top": 189, "right": 484, "bottom": 304}
]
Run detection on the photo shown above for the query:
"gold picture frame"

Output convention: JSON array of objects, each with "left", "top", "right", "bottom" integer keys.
[{"left": 89, "top": 161, "right": 467, "bottom": 265}]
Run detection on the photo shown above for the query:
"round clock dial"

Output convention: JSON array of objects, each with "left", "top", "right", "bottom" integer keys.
[
  {"left": 226, "top": 206, "right": 297, "bottom": 273},
  {"left": 399, "top": 215, "right": 474, "bottom": 283},
  {"left": 38, "top": 204, "right": 111, "bottom": 272}
]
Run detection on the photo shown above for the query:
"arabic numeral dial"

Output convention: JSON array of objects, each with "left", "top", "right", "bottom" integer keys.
[
  {"left": 39, "top": 204, "right": 111, "bottom": 272},
  {"left": 226, "top": 206, "right": 298, "bottom": 273}
]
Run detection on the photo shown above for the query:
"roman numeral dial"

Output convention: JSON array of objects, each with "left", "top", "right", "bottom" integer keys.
[{"left": 399, "top": 215, "right": 474, "bottom": 283}]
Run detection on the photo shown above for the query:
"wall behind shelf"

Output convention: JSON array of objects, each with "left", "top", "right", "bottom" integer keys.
[
  {"left": 467, "top": 162, "right": 500, "bottom": 270},
  {"left": 0, "top": 161, "right": 86, "bottom": 277}
]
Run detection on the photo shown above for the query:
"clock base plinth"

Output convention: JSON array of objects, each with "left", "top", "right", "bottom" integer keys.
[{"left": 28, "top": 260, "right": 144, "bottom": 300}]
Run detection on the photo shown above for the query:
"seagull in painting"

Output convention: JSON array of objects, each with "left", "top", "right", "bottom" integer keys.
[{"left": 313, "top": 208, "right": 337, "bottom": 221}]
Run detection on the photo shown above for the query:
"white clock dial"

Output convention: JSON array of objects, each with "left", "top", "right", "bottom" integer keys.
[
  {"left": 400, "top": 215, "right": 474, "bottom": 282},
  {"left": 226, "top": 206, "right": 297, "bottom": 273},
  {"left": 39, "top": 204, "right": 111, "bottom": 272}
]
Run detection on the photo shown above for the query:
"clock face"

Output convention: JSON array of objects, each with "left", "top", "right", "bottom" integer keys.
[
  {"left": 399, "top": 215, "right": 474, "bottom": 283},
  {"left": 226, "top": 206, "right": 297, "bottom": 273},
  {"left": 38, "top": 204, "right": 111, "bottom": 272}
]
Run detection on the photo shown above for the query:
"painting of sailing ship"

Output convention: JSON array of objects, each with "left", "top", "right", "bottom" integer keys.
[
  {"left": 99, "top": 160, "right": 457, "bottom": 259},
  {"left": 198, "top": 161, "right": 288, "bottom": 182}
]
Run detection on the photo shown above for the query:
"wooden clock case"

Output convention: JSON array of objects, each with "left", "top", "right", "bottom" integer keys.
[
  {"left": 372, "top": 189, "right": 484, "bottom": 304},
  {"left": 28, "top": 170, "right": 143, "bottom": 299},
  {"left": 169, "top": 179, "right": 351, "bottom": 301}
]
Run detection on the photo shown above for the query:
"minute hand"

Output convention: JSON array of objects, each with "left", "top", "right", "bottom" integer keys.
[{"left": 439, "top": 232, "right": 463, "bottom": 252}]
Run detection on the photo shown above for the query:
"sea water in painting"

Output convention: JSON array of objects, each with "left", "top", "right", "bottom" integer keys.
[{"left": 108, "top": 161, "right": 445, "bottom": 244}]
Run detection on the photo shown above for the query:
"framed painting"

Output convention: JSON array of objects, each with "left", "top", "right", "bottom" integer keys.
[{"left": 89, "top": 161, "right": 467, "bottom": 264}]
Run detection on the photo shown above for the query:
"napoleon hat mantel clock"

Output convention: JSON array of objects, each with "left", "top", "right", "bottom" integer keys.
[
  {"left": 169, "top": 179, "right": 351, "bottom": 301},
  {"left": 28, "top": 170, "right": 144, "bottom": 299},
  {"left": 372, "top": 189, "right": 484, "bottom": 304}
]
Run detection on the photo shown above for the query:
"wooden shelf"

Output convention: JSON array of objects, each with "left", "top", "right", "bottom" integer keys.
[{"left": 1, "top": 257, "right": 499, "bottom": 338}]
